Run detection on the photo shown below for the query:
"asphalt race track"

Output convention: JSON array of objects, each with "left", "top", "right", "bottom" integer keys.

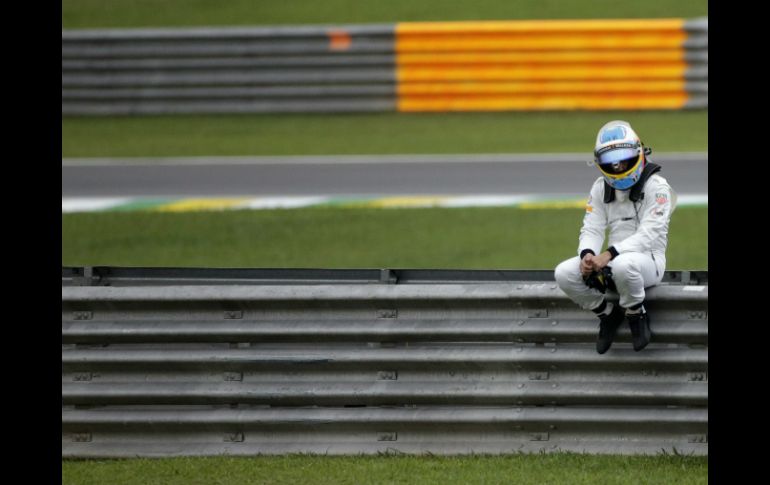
[{"left": 62, "top": 153, "right": 707, "bottom": 198}]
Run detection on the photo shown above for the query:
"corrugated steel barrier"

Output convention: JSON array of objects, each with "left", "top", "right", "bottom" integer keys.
[
  {"left": 62, "top": 17, "right": 707, "bottom": 115},
  {"left": 396, "top": 18, "right": 708, "bottom": 111},
  {"left": 62, "top": 267, "right": 708, "bottom": 457}
]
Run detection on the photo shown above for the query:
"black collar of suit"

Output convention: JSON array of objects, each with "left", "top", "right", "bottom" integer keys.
[{"left": 603, "top": 162, "right": 662, "bottom": 203}]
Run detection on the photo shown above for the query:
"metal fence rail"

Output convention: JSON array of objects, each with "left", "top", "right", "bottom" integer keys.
[
  {"left": 62, "top": 24, "right": 397, "bottom": 115},
  {"left": 62, "top": 267, "right": 708, "bottom": 457},
  {"left": 395, "top": 18, "right": 708, "bottom": 111},
  {"left": 62, "top": 18, "right": 707, "bottom": 114}
]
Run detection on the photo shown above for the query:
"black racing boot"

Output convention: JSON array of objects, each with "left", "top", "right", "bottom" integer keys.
[
  {"left": 627, "top": 307, "right": 652, "bottom": 351},
  {"left": 596, "top": 303, "right": 625, "bottom": 354}
]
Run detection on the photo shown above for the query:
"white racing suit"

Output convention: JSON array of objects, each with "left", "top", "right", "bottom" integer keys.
[{"left": 554, "top": 168, "right": 677, "bottom": 310}]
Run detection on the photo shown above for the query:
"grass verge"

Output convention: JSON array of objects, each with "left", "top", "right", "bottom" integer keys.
[
  {"left": 62, "top": 206, "right": 707, "bottom": 269},
  {"left": 62, "top": 0, "right": 707, "bottom": 28},
  {"left": 62, "top": 111, "right": 708, "bottom": 158},
  {"left": 62, "top": 453, "right": 708, "bottom": 485}
]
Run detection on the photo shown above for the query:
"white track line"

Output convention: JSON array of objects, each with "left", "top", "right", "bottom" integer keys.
[
  {"left": 62, "top": 194, "right": 708, "bottom": 213},
  {"left": 62, "top": 152, "right": 708, "bottom": 167}
]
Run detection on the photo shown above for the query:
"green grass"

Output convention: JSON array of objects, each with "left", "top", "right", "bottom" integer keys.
[
  {"left": 62, "top": 111, "right": 707, "bottom": 158},
  {"left": 61, "top": 206, "right": 707, "bottom": 269},
  {"left": 62, "top": 0, "right": 707, "bottom": 28},
  {"left": 62, "top": 453, "right": 707, "bottom": 485}
]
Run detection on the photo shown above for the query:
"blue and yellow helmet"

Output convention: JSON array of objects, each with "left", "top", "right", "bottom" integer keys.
[{"left": 593, "top": 120, "right": 647, "bottom": 191}]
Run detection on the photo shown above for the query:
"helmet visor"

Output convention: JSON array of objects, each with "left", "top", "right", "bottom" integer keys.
[
  {"left": 597, "top": 152, "right": 641, "bottom": 177},
  {"left": 596, "top": 147, "right": 639, "bottom": 165}
]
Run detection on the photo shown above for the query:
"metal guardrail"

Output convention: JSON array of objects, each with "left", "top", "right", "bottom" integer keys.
[
  {"left": 62, "top": 267, "right": 708, "bottom": 457},
  {"left": 62, "top": 24, "right": 396, "bottom": 115},
  {"left": 62, "top": 18, "right": 707, "bottom": 114},
  {"left": 62, "top": 266, "right": 708, "bottom": 286},
  {"left": 395, "top": 18, "right": 708, "bottom": 111}
]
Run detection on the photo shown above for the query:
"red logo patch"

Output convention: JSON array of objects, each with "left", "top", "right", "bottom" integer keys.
[{"left": 655, "top": 193, "right": 667, "bottom": 205}]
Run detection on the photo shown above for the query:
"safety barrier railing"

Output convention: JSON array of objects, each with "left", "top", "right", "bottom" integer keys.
[
  {"left": 62, "top": 267, "right": 708, "bottom": 457},
  {"left": 61, "top": 17, "right": 707, "bottom": 114}
]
